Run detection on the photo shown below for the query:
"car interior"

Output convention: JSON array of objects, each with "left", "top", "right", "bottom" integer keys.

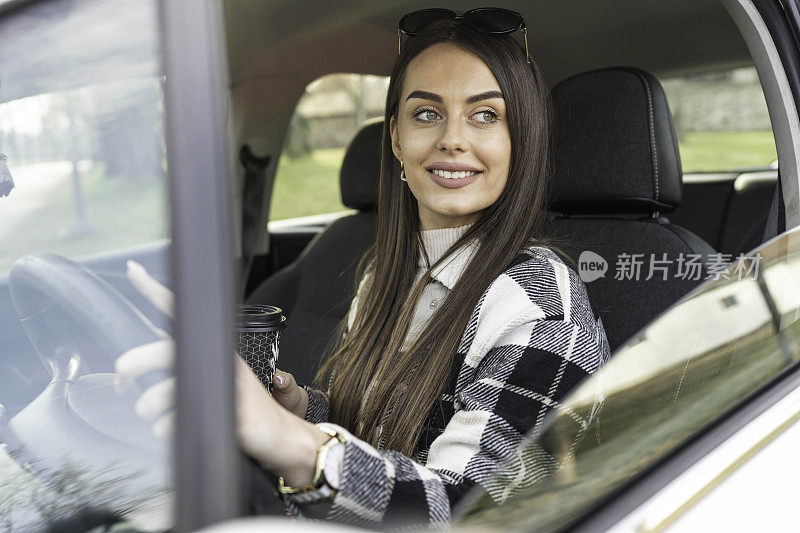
[
  {"left": 229, "top": 0, "right": 780, "bottom": 385},
  {"left": 0, "top": 0, "right": 793, "bottom": 529}
]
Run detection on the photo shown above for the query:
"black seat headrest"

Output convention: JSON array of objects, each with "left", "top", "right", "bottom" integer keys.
[
  {"left": 549, "top": 67, "right": 683, "bottom": 215},
  {"left": 340, "top": 119, "right": 382, "bottom": 211}
]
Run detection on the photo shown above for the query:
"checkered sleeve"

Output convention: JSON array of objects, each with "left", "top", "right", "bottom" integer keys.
[
  {"left": 303, "top": 386, "right": 330, "bottom": 424},
  {"left": 293, "top": 252, "right": 610, "bottom": 528}
]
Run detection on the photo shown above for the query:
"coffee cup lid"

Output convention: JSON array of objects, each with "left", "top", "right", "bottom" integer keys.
[{"left": 234, "top": 304, "right": 286, "bottom": 331}]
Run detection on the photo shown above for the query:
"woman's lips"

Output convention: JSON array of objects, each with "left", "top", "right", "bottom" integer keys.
[{"left": 426, "top": 170, "right": 482, "bottom": 189}]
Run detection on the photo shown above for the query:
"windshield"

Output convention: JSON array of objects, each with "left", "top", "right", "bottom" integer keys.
[
  {"left": 0, "top": 0, "right": 172, "bottom": 530},
  {"left": 457, "top": 229, "right": 800, "bottom": 531}
]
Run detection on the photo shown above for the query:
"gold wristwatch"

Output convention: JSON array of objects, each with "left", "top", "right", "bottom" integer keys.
[{"left": 277, "top": 424, "right": 346, "bottom": 496}]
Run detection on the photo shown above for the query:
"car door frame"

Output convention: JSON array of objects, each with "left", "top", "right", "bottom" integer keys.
[
  {"left": 566, "top": 0, "right": 800, "bottom": 530},
  {"left": 160, "top": 0, "right": 242, "bottom": 530}
]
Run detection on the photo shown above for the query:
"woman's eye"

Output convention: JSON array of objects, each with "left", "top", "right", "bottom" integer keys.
[
  {"left": 413, "top": 109, "right": 441, "bottom": 123},
  {"left": 473, "top": 110, "right": 499, "bottom": 124}
]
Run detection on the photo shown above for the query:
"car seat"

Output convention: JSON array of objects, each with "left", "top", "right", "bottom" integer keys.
[
  {"left": 246, "top": 121, "right": 380, "bottom": 385},
  {"left": 545, "top": 67, "right": 716, "bottom": 351}
]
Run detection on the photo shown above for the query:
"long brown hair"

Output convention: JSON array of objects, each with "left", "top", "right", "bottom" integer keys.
[{"left": 315, "top": 21, "right": 559, "bottom": 456}]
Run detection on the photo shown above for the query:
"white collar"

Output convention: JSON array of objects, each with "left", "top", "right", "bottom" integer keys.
[{"left": 417, "top": 223, "right": 479, "bottom": 290}]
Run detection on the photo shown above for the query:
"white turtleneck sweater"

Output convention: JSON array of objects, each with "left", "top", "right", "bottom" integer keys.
[
  {"left": 404, "top": 222, "right": 478, "bottom": 350},
  {"left": 346, "top": 222, "right": 479, "bottom": 351}
]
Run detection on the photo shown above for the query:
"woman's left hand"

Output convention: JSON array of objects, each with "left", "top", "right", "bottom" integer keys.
[{"left": 234, "top": 344, "right": 330, "bottom": 486}]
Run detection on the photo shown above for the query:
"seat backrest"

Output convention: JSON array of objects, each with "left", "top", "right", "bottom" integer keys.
[
  {"left": 667, "top": 180, "right": 733, "bottom": 250},
  {"left": 547, "top": 67, "right": 715, "bottom": 352},
  {"left": 247, "top": 121, "right": 381, "bottom": 385},
  {"left": 669, "top": 175, "right": 776, "bottom": 257},
  {"left": 718, "top": 176, "right": 776, "bottom": 256}
]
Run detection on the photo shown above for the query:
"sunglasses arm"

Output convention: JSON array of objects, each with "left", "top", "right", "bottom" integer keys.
[{"left": 522, "top": 27, "right": 530, "bottom": 65}]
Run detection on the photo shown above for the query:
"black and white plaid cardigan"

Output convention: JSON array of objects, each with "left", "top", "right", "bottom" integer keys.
[{"left": 294, "top": 245, "right": 611, "bottom": 529}]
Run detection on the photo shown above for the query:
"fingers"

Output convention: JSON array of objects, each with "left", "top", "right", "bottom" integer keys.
[
  {"left": 135, "top": 377, "right": 176, "bottom": 422},
  {"left": 271, "top": 369, "right": 308, "bottom": 418},
  {"left": 152, "top": 411, "right": 175, "bottom": 441},
  {"left": 272, "top": 368, "right": 295, "bottom": 390},
  {"left": 114, "top": 338, "right": 175, "bottom": 393},
  {"left": 127, "top": 260, "right": 175, "bottom": 318},
  {"left": 271, "top": 369, "right": 298, "bottom": 400}
]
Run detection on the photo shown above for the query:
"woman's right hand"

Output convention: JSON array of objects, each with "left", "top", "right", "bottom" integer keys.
[
  {"left": 271, "top": 369, "right": 309, "bottom": 419},
  {"left": 115, "top": 260, "right": 176, "bottom": 439},
  {"left": 121, "top": 260, "right": 308, "bottom": 429}
]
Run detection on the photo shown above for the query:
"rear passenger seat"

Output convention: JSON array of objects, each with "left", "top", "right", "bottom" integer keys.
[{"left": 668, "top": 172, "right": 776, "bottom": 257}]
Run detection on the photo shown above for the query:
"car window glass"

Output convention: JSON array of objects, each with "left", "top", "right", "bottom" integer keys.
[
  {"left": 0, "top": 0, "right": 173, "bottom": 530},
  {"left": 270, "top": 73, "right": 388, "bottom": 221},
  {"left": 660, "top": 66, "right": 777, "bottom": 173},
  {"left": 457, "top": 232, "right": 800, "bottom": 532}
]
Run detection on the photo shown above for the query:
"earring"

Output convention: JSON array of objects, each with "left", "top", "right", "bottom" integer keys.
[{"left": 400, "top": 159, "right": 407, "bottom": 182}]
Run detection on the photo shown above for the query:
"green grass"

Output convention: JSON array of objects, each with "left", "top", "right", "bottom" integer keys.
[
  {"left": 0, "top": 167, "right": 168, "bottom": 274},
  {"left": 270, "top": 148, "right": 347, "bottom": 221},
  {"left": 678, "top": 130, "right": 777, "bottom": 172},
  {"left": 271, "top": 132, "right": 778, "bottom": 221}
]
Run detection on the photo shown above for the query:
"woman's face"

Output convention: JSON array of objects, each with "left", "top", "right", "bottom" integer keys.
[{"left": 390, "top": 42, "right": 512, "bottom": 230}]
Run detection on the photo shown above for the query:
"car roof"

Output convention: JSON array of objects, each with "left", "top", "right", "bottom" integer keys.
[
  {"left": 223, "top": 0, "right": 751, "bottom": 154},
  {"left": 223, "top": 0, "right": 749, "bottom": 88}
]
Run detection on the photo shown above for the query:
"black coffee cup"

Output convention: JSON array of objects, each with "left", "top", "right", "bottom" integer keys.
[{"left": 234, "top": 304, "right": 286, "bottom": 392}]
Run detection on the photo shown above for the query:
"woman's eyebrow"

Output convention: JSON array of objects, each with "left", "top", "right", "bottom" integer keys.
[
  {"left": 406, "top": 90, "right": 442, "bottom": 102},
  {"left": 465, "top": 90, "right": 504, "bottom": 104},
  {"left": 405, "top": 90, "right": 504, "bottom": 104}
]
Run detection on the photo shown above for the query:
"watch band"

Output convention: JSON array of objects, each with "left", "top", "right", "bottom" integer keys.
[{"left": 277, "top": 424, "right": 347, "bottom": 496}]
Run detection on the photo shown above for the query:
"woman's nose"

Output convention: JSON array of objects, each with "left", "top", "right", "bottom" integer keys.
[{"left": 436, "top": 118, "right": 468, "bottom": 153}]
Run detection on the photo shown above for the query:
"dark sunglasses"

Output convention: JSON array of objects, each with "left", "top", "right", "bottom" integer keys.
[{"left": 398, "top": 7, "right": 529, "bottom": 64}]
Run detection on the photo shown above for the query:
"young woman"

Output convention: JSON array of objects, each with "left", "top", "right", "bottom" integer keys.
[
  {"left": 242, "top": 9, "right": 611, "bottom": 527},
  {"left": 118, "top": 8, "right": 611, "bottom": 529}
]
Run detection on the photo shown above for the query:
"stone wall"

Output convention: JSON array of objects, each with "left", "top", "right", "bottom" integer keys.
[{"left": 662, "top": 67, "right": 772, "bottom": 137}]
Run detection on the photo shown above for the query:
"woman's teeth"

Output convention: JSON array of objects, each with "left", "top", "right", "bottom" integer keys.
[{"left": 430, "top": 169, "right": 478, "bottom": 179}]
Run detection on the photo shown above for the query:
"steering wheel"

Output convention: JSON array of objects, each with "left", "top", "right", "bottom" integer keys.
[
  {"left": 3, "top": 253, "right": 171, "bottom": 515},
  {"left": 9, "top": 253, "right": 165, "bottom": 377}
]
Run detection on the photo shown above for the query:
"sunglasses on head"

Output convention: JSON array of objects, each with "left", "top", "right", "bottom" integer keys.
[{"left": 397, "top": 7, "right": 530, "bottom": 64}]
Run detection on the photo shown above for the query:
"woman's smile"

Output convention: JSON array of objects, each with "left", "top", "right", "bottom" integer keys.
[
  {"left": 426, "top": 161, "right": 484, "bottom": 188},
  {"left": 426, "top": 169, "right": 482, "bottom": 189}
]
